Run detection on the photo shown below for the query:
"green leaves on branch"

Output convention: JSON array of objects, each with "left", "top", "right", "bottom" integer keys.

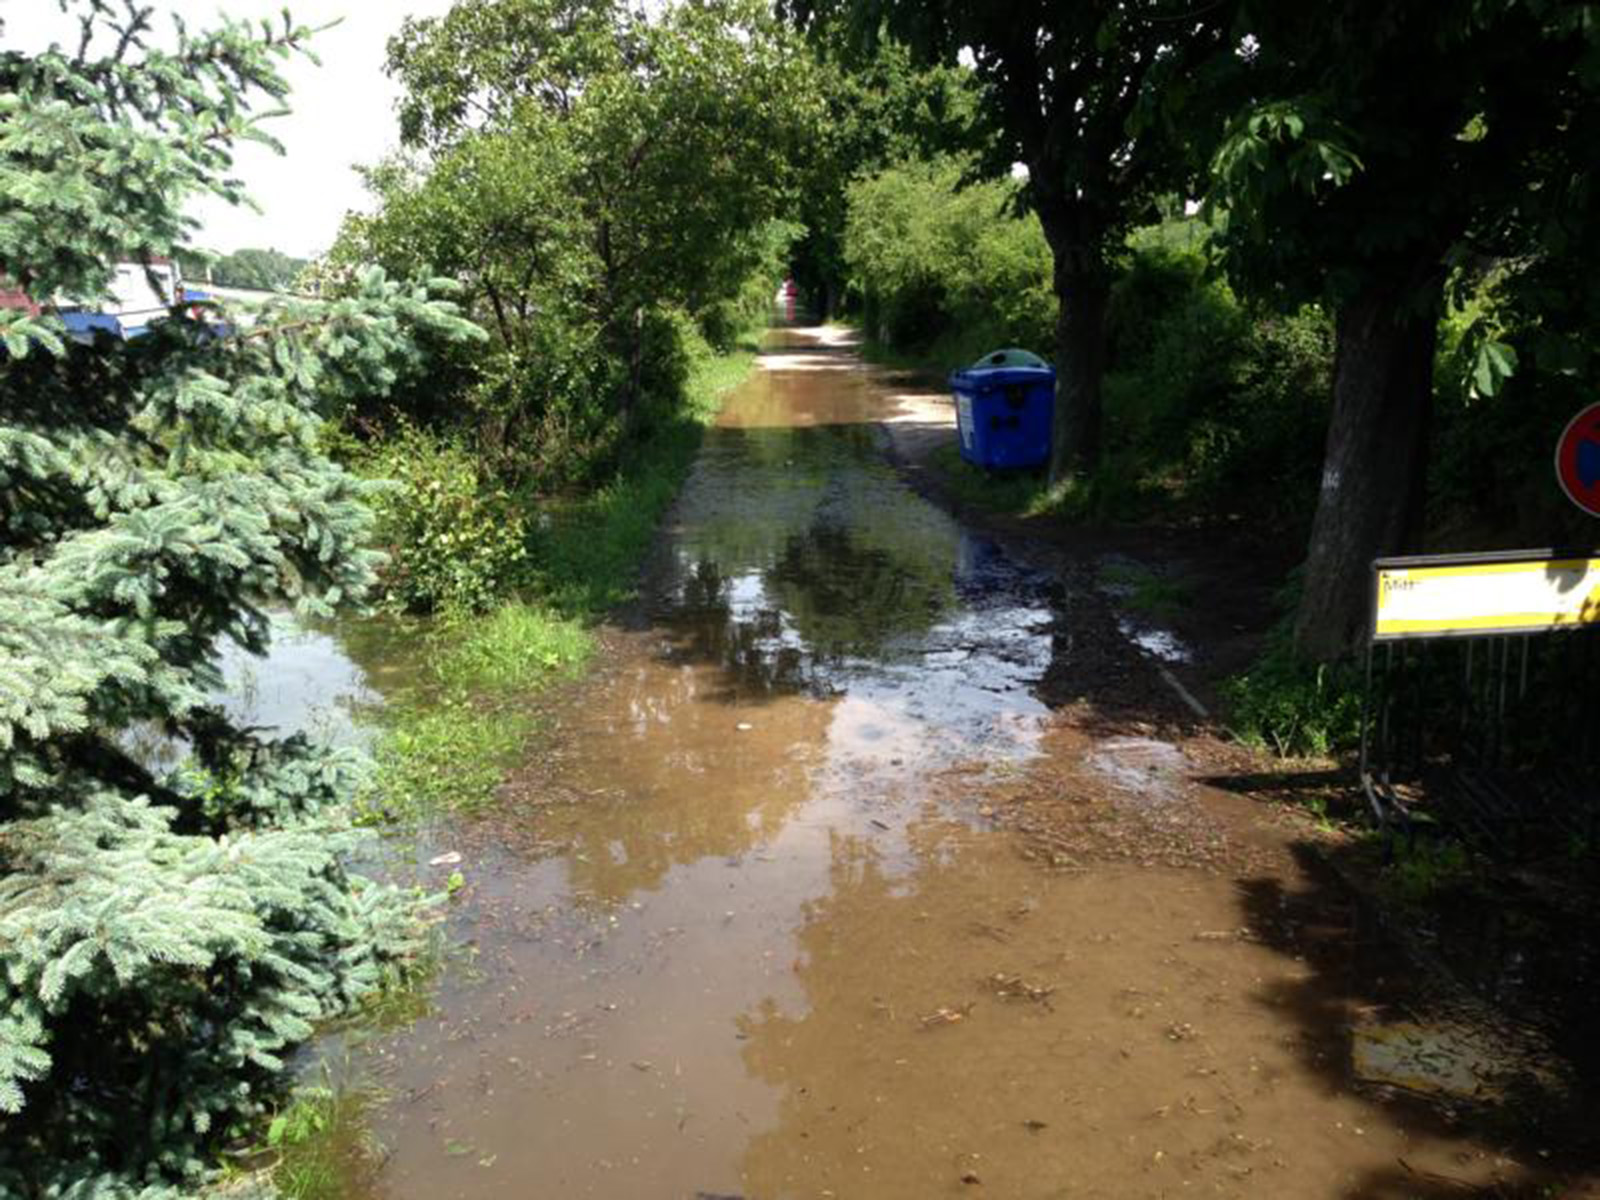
[
  {"left": 334, "top": 0, "right": 820, "bottom": 501},
  {"left": 0, "top": 4, "right": 479, "bottom": 1193},
  {"left": 1470, "top": 338, "right": 1518, "bottom": 399}
]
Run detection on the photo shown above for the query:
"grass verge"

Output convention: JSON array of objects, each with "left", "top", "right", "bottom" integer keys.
[{"left": 360, "top": 345, "right": 755, "bottom": 822}]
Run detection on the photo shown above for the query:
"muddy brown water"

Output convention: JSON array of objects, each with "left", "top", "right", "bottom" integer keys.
[{"left": 296, "top": 328, "right": 1568, "bottom": 1198}]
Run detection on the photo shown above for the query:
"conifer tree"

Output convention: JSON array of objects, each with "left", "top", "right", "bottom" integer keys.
[{"left": 0, "top": 4, "right": 479, "bottom": 1193}]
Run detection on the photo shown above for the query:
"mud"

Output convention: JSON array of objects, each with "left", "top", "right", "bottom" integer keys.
[{"left": 304, "top": 327, "right": 1589, "bottom": 1198}]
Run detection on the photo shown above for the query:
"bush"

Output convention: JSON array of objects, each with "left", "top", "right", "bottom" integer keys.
[
  {"left": 466, "top": 314, "right": 622, "bottom": 492},
  {"left": 1223, "top": 641, "right": 1365, "bottom": 758},
  {"left": 843, "top": 157, "right": 1055, "bottom": 360},
  {"left": 357, "top": 426, "right": 532, "bottom": 614},
  {"left": 1101, "top": 225, "right": 1333, "bottom": 527}
]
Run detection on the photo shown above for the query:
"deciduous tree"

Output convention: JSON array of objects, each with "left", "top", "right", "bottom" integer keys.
[
  {"left": 1205, "top": 1, "right": 1599, "bottom": 658},
  {"left": 792, "top": 0, "right": 1230, "bottom": 484}
]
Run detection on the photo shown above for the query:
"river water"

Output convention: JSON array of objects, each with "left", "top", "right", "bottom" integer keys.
[{"left": 252, "top": 328, "right": 1559, "bottom": 1197}]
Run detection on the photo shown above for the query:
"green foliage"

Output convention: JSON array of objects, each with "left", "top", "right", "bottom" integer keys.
[
  {"left": 843, "top": 157, "right": 1054, "bottom": 359},
  {"left": 1103, "top": 229, "right": 1334, "bottom": 524},
  {"left": 354, "top": 427, "right": 533, "bottom": 615},
  {"left": 334, "top": 0, "right": 820, "bottom": 494},
  {"left": 1223, "top": 642, "right": 1365, "bottom": 759},
  {"left": 784, "top": 21, "right": 989, "bottom": 312},
  {"left": 360, "top": 345, "right": 748, "bottom": 823},
  {"left": 182, "top": 247, "right": 310, "bottom": 292},
  {"left": 1383, "top": 838, "right": 1474, "bottom": 908},
  {"left": 1429, "top": 278, "right": 1600, "bottom": 547},
  {"left": 1199, "top": 3, "right": 1600, "bottom": 657},
  {"left": 0, "top": 7, "right": 477, "bottom": 1194}
]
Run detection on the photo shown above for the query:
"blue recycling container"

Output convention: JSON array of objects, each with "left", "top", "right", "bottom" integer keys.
[{"left": 948, "top": 349, "right": 1055, "bottom": 469}]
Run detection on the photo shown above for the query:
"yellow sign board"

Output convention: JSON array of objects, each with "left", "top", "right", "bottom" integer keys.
[{"left": 1373, "top": 554, "right": 1600, "bottom": 640}]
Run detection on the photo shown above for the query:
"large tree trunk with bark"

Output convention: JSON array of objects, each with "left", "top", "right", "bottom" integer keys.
[
  {"left": 1292, "top": 285, "right": 1439, "bottom": 660},
  {"left": 1048, "top": 263, "right": 1109, "bottom": 485},
  {"left": 1037, "top": 203, "right": 1109, "bottom": 486}
]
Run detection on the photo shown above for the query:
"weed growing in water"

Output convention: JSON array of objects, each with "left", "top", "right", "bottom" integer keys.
[
  {"left": 433, "top": 602, "right": 592, "bottom": 693},
  {"left": 1098, "top": 561, "right": 1192, "bottom": 621},
  {"left": 241, "top": 1082, "right": 384, "bottom": 1200}
]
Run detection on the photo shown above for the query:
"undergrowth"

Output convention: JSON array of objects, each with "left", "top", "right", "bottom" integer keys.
[
  {"left": 1098, "top": 562, "right": 1191, "bottom": 621},
  {"left": 361, "top": 345, "right": 755, "bottom": 822},
  {"left": 1223, "top": 640, "right": 1365, "bottom": 759}
]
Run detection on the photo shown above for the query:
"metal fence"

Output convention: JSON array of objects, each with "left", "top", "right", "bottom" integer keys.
[{"left": 1360, "top": 551, "right": 1600, "bottom": 862}]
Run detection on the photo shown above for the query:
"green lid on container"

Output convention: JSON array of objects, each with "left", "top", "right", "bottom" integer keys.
[{"left": 973, "top": 347, "right": 1049, "bottom": 368}]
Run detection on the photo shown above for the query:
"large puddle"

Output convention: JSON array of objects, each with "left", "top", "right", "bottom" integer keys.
[{"left": 257, "top": 328, "right": 1564, "bottom": 1197}]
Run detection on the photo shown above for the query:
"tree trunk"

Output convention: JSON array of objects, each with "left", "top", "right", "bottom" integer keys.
[
  {"left": 1048, "top": 262, "right": 1109, "bottom": 486},
  {"left": 620, "top": 305, "right": 643, "bottom": 431},
  {"left": 1292, "top": 285, "right": 1439, "bottom": 660}
]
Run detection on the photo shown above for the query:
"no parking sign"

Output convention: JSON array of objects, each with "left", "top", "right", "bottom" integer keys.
[{"left": 1556, "top": 402, "right": 1600, "bottom": 517}]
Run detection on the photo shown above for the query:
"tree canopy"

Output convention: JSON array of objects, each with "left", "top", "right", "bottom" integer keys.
[
  {"left": 1201, "top": 0, "right": 1600, "bottom": 655},
  {"left": 334, "top": 0, "right": 822, "bottom": 490}
]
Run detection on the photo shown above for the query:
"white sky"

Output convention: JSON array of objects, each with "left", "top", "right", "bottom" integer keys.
[{"left": 4, "top": 0, "right": 457, "bottom": 257}]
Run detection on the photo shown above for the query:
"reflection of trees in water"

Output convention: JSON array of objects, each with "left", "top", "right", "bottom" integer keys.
[
  {"left": 765, "top": 520, "right": 951, "bottom": 660},
  {"left": 659, "top": 509, "right": 960, "bottom": 700},
  {"left": 548, "top": 664, "right": 835, "bottom": 905},
  {"left": 655, "top": 424, "right": 962, "bottom": 696},
  {"left": 664, "top": 557, "right": 832, "bottom": 699}
]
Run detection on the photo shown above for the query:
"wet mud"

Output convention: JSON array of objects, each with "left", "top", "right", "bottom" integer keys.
[{"left": 298, "top": 327, "right": 1591, "bottom": 1198}]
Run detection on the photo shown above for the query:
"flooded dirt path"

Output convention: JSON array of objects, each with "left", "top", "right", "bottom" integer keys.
[{"left": 339, "top": 329, "right": 1569, "bottom": 1198}]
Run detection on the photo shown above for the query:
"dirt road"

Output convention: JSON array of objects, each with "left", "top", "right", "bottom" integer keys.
[{"left": 333, "top": 327, "right": 1588, "bottom": 1199}]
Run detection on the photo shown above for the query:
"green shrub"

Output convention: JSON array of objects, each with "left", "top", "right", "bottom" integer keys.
[
  {"left": 843, "top": 157, "right": 1055, "bottom": 360},
  {"left": 466, "top": 316, "right": 622, "bottom": 492},
  {"left": 357, "top": 426, "right": 532, "bottom": 614},
  {"left": 1102, "top": 227, "right": 1333, "bottom": 526},
  {"left": 1224, "top": 642, "right": 1366, "bottom": 758}
]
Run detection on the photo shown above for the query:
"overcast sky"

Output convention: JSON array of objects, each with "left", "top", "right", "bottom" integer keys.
[{"left": 4, "top": 0, "right": 457, "bottom": 258}]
